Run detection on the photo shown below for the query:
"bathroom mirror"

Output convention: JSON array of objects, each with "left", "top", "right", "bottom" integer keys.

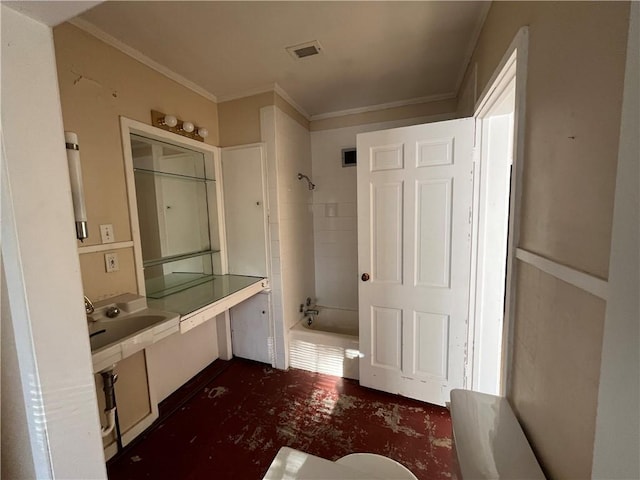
[{"left": 129, "top": 133, "right": 222, "bottom": 298}]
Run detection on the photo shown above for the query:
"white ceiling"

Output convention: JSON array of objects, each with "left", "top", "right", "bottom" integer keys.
[
  {"left": 4, "top": 1, "right": 102, "bottom": 27},
  {"left": 76, "top": 1, "right": 489, "bottom": 118}
]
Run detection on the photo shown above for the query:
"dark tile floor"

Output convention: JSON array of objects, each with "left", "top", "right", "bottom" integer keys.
[{"left": 108, "top": 359, "right": 457, "bottom": 480}]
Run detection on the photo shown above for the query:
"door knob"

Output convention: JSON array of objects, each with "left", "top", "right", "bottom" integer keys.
[{"left": 361, "top": 273, "right": 370, "bottom": 282}]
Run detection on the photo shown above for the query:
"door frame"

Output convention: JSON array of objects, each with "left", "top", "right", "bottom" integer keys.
[{"left": 467, "top": 27, "right": 529, "bottom": 396}]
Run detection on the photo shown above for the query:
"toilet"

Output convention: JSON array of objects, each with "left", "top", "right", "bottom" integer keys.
[
  {"left": 263, "top": 389, "right": 545, "bottom": 479},
  {"left": 262, "top": 447, "right": 418, "bottom": 479},
  {"left": 335, "top": 453, "right": 418, "bottom": 479}
]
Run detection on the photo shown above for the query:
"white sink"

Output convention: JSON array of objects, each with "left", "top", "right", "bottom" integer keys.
[{"left": 87, "top": 294, "right": 179, "bottom": 372}]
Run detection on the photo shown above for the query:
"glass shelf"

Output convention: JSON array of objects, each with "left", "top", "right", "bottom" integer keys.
[
  {"left": 147, "top": 274, "right": 264, "bottom": 315},
  {"left": 145, "top": 272, "right": 216, "bottom": 299},
  {"left": 131, "top": 133, "right": 213, "bottom": 180},
  {"left": 143, "top": 250, "right": 222, "bottom": 299},
  {"left": 134, "top": 167, "right": 215, "bottom": 183},
  {"left": 143, "top": 249, "right": 220, "bottom": 268}
]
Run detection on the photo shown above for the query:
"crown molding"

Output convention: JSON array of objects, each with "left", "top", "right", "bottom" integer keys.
[
  {"left": 69, "top": 18, "right": 218, "bottom": 103},
  {"left": 217, "top": 83, "right": 311, "bottom": 121},
  {"left": 310, "top": 92, "right": 456, "bottom": 121},
  {"left": 216, "top": 83, "right": 276, "bottom": 103},
  {"left": 273, "top": 83, "right": 311, "bottom": 120}
]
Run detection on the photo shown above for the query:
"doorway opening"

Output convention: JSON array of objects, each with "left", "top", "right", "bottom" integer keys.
[{"left": 469, "top": 27, "right": 528, "bottom": 396}]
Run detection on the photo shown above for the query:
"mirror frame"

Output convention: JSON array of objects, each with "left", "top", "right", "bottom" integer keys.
[{"left": 120, "top": 116, "right": 228, "bottom": 296}]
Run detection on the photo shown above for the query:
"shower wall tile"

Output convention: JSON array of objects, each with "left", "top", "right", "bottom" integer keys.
[
  {"left": 339, "top": 202, "right": 357, "bottom": 218},
  {"left": 310, "top": 116, "right": 445, "bottom": 310},
  {"left": 261, "top": 105, "right": 286, "bottom": 369},
  {"left": 274, "top": 107, "right": 315, "bottom": 333},
  {"left": 311, "top": 126, "right": 363, "bottom": 309},
  {"left": 268, "top": 187, "right": 279, "bottom": 222}
]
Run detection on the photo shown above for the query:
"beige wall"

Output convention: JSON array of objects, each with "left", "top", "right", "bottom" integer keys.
[
  {"left": 218, "top": 92, "right": 275, "bottom": 146},
  {"left": 54, "top": 22, "right": 220, "bottom": 301},
  {"left": 53, "top": 22, "right": 222, "bottom": 454},
  {"left": 512, "top": 263, "right": 606, "bottom": 479},
  {"left": 219, "top": 91, "right": 309, "bottom": 147},
  {"left": 460, "top": 1, "right": 628, "bottom": 278},
  {"left": 219, "top": 89, "right": 452, "bottom": 145},
  {"left": 459, "top": 2, "right": 630, "bottom": 478}
]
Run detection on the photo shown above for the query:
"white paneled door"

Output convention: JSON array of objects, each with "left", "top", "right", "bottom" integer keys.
[{"left": 357, "top": 118, "right": 474, "bottom": 406}]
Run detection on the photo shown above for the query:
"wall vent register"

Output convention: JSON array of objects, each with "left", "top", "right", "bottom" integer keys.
[
  {"left": 286, "top": 40, "right": 323, "bottom": 59},
  {"left": 342, "top": 147, "right": 357, "bottom": 167}
]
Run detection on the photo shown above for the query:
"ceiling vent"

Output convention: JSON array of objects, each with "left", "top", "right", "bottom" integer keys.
[{"left": 286, "top": 40, "right": 323, "bottom": 60}]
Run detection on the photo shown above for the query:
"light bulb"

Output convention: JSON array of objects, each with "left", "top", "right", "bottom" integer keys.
[
  {"left": 163, "top": 115, "right": 178, "bottom": 127},
  {"left": 197, "top": 127, "right": 209, "bottom": 138},
  {"left": 182, "top": 121, "right": 195, "bottom": 133}
]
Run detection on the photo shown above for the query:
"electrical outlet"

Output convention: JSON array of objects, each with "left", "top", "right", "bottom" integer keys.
[
  {"left": 105, "top": 253, "right": 119, "bottom": 273},
  {"left": 100, "top": 224, "right": 115, "bottom": 244}
]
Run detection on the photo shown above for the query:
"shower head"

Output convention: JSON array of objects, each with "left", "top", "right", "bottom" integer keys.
[{"left": 297, "top": 173, "right": 316, "bottom": 190}]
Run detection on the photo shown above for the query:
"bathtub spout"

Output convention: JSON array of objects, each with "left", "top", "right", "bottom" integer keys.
[{"left": 304, "top": 308, "right": 319, "bottom": 316}]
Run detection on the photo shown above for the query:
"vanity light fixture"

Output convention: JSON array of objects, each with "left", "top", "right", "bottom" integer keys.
[
  {"left": 150, "top": 110, "right": 208, "bottom": 142},
  {"left": 65, "top": 131, "right": 89, "bottom": 241},
  {"left": 181, "top": 121, "right": 195, "bottom": 133},
  {"left": 162, "top": 114, "right": 178, "bottom": 128}
]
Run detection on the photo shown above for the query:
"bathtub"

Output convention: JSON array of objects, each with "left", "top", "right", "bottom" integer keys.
[{"left": 289, "top": 307, "right": 360, "bottom": 380}]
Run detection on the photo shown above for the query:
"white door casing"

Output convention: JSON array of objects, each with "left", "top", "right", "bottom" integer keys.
[
  {"left": 357, "top": 118, "right": 475, "bottom": 406},
  {"left": 471, "top": 111, "right": 513, "bottom": 395}
]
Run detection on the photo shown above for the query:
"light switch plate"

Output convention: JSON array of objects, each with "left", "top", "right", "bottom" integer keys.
[
  {"left": 100, "top": 224, "right": 115, "bottom": 243},
  {"left": 105, "top": 253, "right": 119, "bottom": 273}
]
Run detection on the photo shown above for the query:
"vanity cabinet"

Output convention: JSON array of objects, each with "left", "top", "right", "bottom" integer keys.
[
  {"left": 122, "top": 118, "right": 269, "bottom": 330},
  {"left": 103, "top": 118, "right": 270, "bottom": 460},
  {"left": 84, "top": 119, "right": 274, "bottom": 461},
  {"left": 95, "top": 351, "right": 152, "bottom": 455},
  {"left": 230, "top": 291, "right": 272, "bottom": 364}
]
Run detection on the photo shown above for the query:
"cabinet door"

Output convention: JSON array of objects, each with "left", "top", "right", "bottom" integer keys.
[
  {"left": 222, "top": 144, "right": 269, "bottom": 277},
  {"left": 230, "top": 292, "right": 272, "bottom": 365}
]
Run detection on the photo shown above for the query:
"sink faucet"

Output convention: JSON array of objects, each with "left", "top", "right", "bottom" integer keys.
[{"left": 84, "top": 296, "right": 95, "bottom": 315}]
